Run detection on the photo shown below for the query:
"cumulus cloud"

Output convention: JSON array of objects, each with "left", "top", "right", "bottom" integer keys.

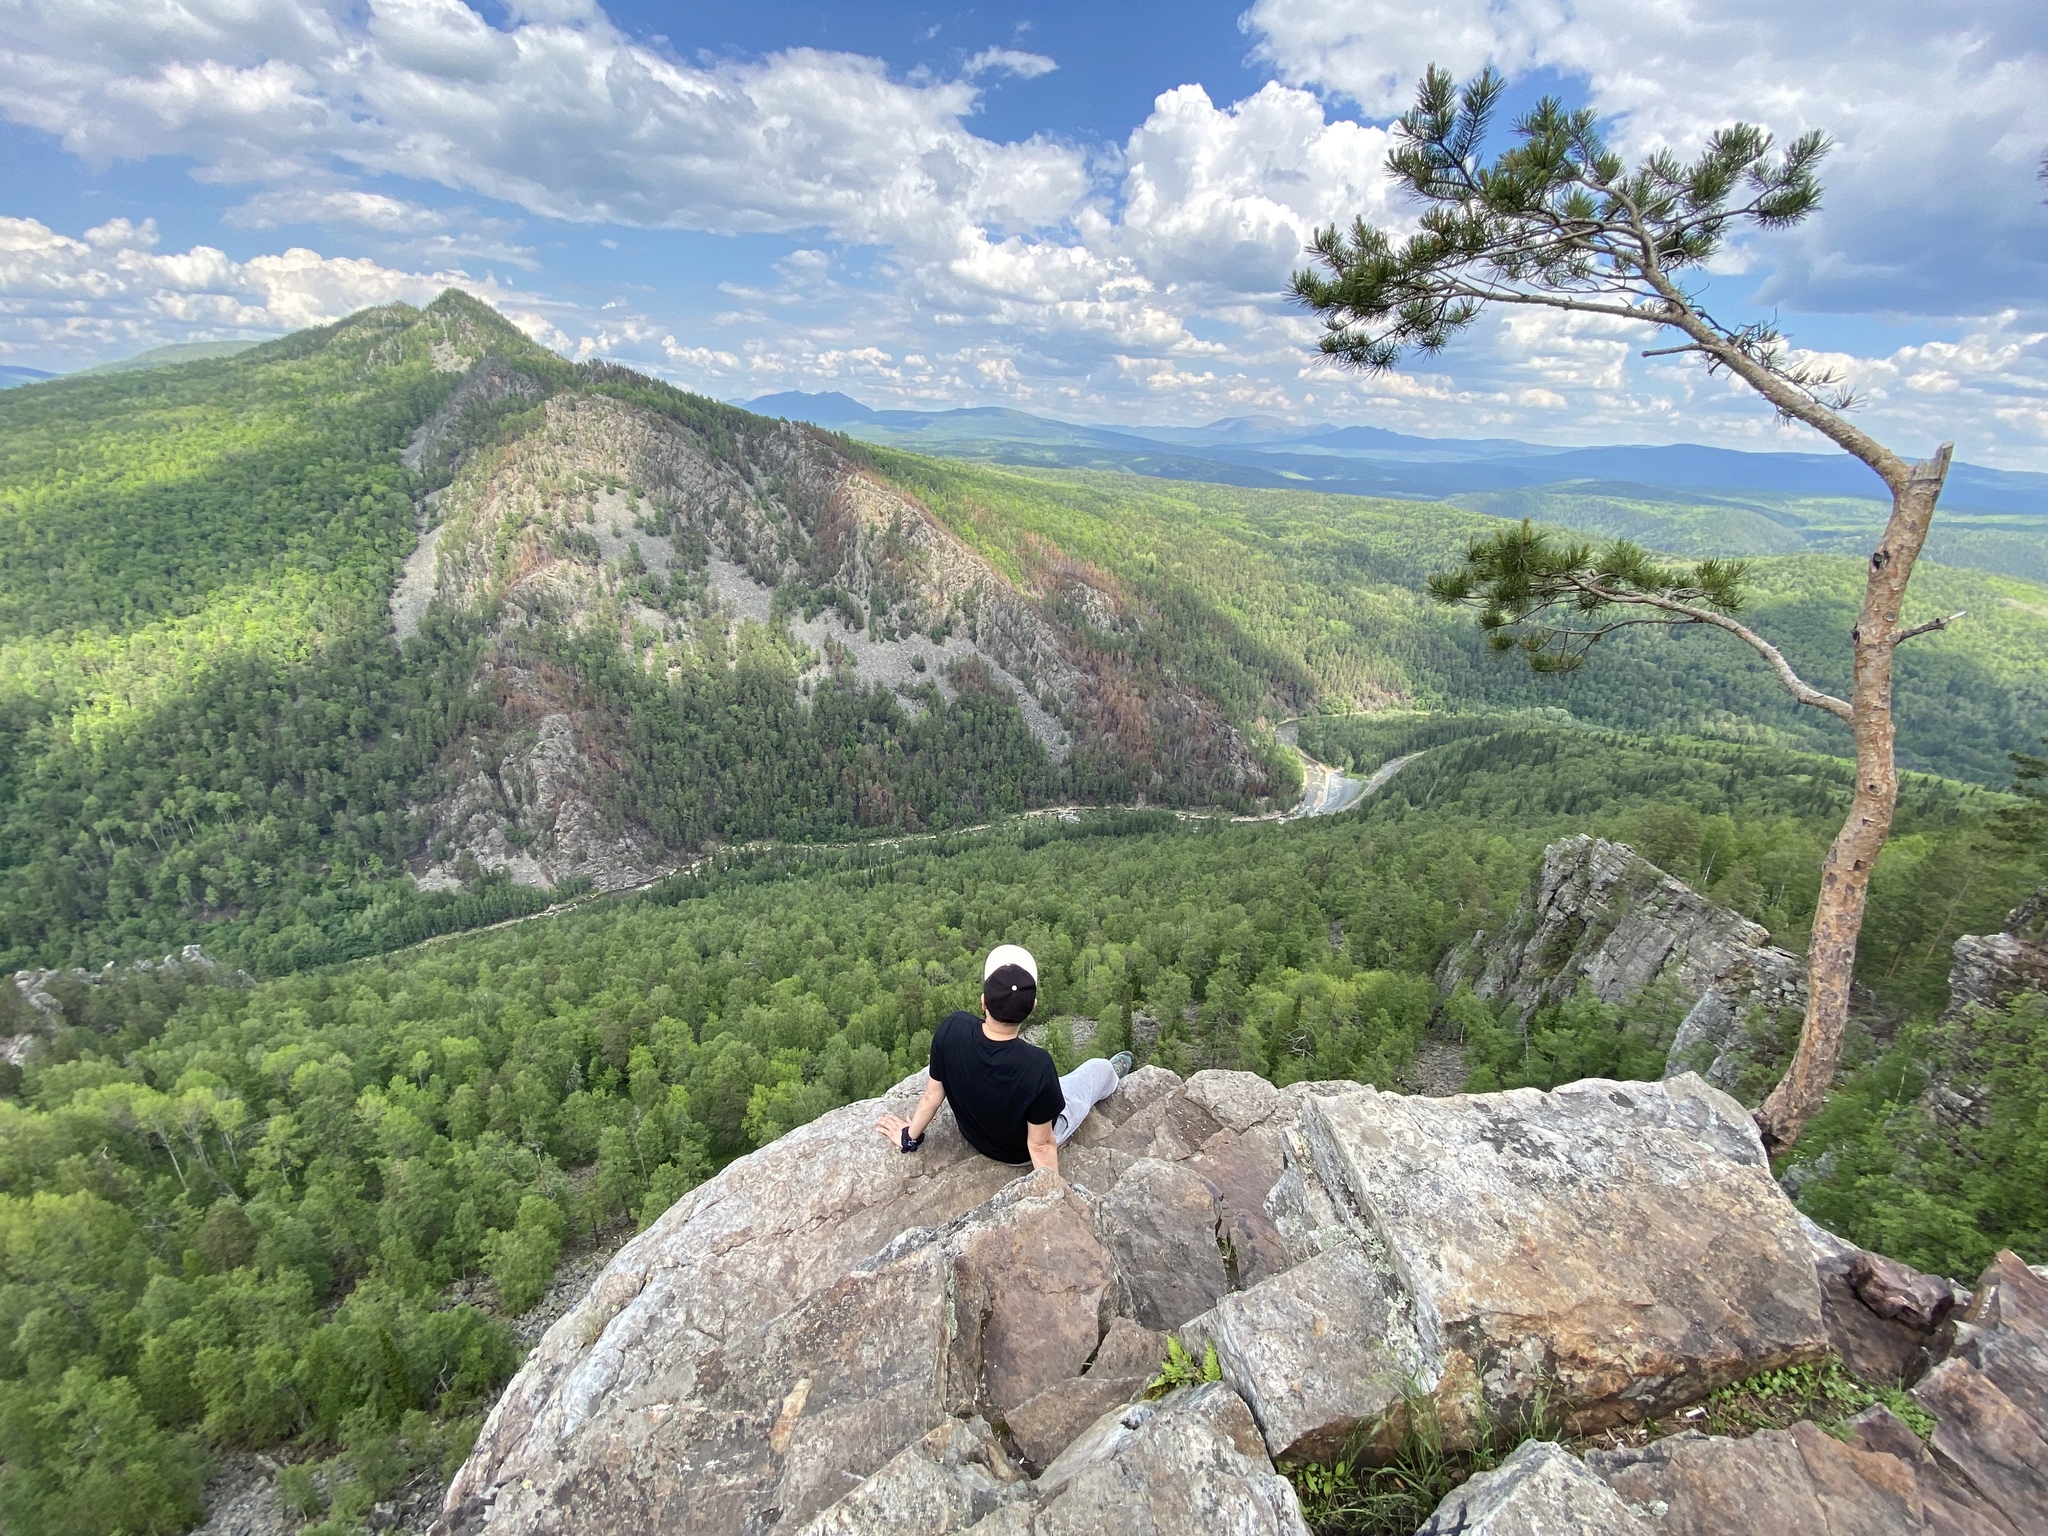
[
  {"left": 0, "top": 0, "right": 2043, "bottom": 464},
  {"left": 1245, "top": 0, "right": 2048, "bottom": 314},
  {"left": 0, "top": 213, "right": 510, "bottom": 366},
  {"left": 0, "top": 0, "right": 1088, "bottom": 247},
  {"left": 223, "top": 184, "right": 538, "bottom": 266}
]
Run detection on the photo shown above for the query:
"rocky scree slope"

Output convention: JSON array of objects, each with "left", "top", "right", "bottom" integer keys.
[
  {"left": 432, "top": 1055, "right": 2042, "bottom": 1536},
  {"left": 393, "top": 367, "right": 1273, "bottom": 894}
]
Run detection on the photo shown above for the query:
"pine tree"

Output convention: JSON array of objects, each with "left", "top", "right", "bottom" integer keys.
[{"left": 1293, "top": 68, "right": 1964, "bottom": 1152}]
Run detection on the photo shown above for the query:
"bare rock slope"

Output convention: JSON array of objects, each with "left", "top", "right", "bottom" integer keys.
[
  {"left": 399, "top": 371, "right": 1273, "bottom": 895},
  {"left": 435, "top": 1064, "right": 1929, "bottom": 1536}
]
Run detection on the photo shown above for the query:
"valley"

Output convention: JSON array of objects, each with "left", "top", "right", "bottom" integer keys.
[{"left": 0, "top": 295, "right": 2042, "bottom": 1536}]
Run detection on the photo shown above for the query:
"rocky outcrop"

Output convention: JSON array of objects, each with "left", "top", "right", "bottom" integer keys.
[
  {"left": 1419, "top": 1440, "right": 1647, "bottom": 1535},
  {"left": 1186, "top": 1075, "right": 1826, "bottom": 1462},
  {"left": 437, "top": 1060, "right": 1884, "bottom": 1536},
  {"left": 6, "top": 944, "right": 250, "bottom": 1067},
  {"left": 1800, "top": 1217, "right": 1968, "bottom": 1387},
  {"left": 400, "top": 358, "right": 548, "bottom": 482},
  {"left": 1412, "top": 1250, "right": 2048, "bottom": 1536},
  {"left": 1946, "top": 889, "right": 2048, "bottom": 1021},
  {"left": 1917, "top": 891, "right": 2048, "bottom": 1133},
  {"left": 1442, "top": 835, "right": 1892, "bottom": 1103}
]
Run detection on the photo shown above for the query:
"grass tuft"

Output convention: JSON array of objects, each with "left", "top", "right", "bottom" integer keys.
[{"left": 1290, "top": 1353, "right": 1931, "bottom": 1535}]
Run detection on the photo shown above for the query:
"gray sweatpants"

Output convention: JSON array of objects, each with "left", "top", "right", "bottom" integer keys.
[{"left": 1053, "top": 1057, "right": 1122, "bottom": 1145}]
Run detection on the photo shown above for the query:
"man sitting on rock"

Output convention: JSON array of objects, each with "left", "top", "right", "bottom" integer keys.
[{"left": 876, "top": 944, "right": 1133, "bottom": 1174}]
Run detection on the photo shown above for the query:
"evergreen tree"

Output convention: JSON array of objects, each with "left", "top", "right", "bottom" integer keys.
[{"left": 1293, "top": 68, "right": 1970, "bottom": 1151}]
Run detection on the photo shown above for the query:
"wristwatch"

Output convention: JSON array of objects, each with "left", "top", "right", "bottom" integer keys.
[{"left": 900, "top": 1125, "right": 925, "bottom": 1153}]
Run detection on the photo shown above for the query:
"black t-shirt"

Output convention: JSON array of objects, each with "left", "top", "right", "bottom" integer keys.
[{"left": 929, "top": 1010, "right": 1065, "bottom": 1165}]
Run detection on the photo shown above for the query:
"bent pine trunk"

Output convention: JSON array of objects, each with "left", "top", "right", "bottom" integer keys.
[{"left": 1755, "top": 444, "right": 1953, "bottom": 1155}]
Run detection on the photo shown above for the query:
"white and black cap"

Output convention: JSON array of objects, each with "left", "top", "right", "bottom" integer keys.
[{"left": 982, "top": 943, "right": 1039, "bottom": 1024}]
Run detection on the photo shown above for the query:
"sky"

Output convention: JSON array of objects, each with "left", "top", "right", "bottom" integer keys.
[{"left": 2, "top": 1, "right": 2045, "bottom": 467}]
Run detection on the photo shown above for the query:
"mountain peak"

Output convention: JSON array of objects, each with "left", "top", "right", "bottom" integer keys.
[{"left": 743, "top": 389, "right": 879, "bottom": 424}]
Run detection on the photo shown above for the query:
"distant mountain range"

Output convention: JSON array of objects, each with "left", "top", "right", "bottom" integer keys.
[
  {"left": 0, "top": 339, "right": 264, "bottom": 390},
  {"left": 743, "top": 390, "right": 2048, "bottom": 518},
  {"left": 75, "top": 339, "right": 265, "bottom": 376}
]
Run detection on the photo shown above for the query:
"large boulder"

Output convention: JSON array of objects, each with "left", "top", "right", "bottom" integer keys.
[
  {"left": 1009, "top": 1382, "right": 1311, "bottom": 1535},
  {"left": 441, "top": 1054, "right": 1993, "bottom": 1536},
  {"left": 1589, "top": 1423, "right": 1935, "bottom": 1536},
  {"left": 1188, "top": 1074, "right": 1828, "bottom": 1462},
  {"left": 1801, "top": 1216, "right": 1965, "bottom": 1387},
  {"left": 1420, "top": 1440, "right": 1648, "bottom": 1535}
]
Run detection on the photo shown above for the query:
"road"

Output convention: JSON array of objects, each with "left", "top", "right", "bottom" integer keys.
[
  {"left": 405, "top": 740, "right": 1426, "bottom": 952},
  {"left": 1272, "top": 716, "right": 1424, "bottom": 821}
]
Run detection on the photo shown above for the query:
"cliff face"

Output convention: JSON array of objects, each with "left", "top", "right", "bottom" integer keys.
[
  {"left": 1922, "top": 888, "right": 2048, "bottom": 1131},
  {"left": 395, "top": 372, "right": 1269, "bottom": 894},
  {"left": 434, "top": 1065, "right": 1960, "bottom": 1536},
  {"left": 1946, "top": 888, "right": 2048, "bottom": 1021},
  {"left": 1440, "top": 835, "right": 1890, "bottom": 1103},
  {"left": 435, "top": 1059, "right": 2046, "bottom": 1535}
]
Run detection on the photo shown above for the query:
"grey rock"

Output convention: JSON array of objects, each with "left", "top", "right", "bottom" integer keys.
[
  {"left": 1950, "top": 1251, "right": 2048, "bottom": 1428},
  {"left": 1801, "top": 1216, "right": 1958, "bottom": 1387},
  {"left": 1182, "top": 1243, "right": 1426, "bottom": 1463},
  {"left": 794, "top": 1417, "right": 1022, "bottom": 1535},
  {"left": 1088, "top": 1318, "right": 1168, "bottom": 1380},
  {"left": 1944, "top": 890, "right": 2048, "bottom": 1019},
  {"left": 1092, "top": 1085, "right": 1224, "bottom": 1163},
  {"left": 440, "top": 1079, "right": 1070, "bottom": 1535},
  {"left": 1025, "top": 1383, "right": 1310, "bottom": 1536},
  {"left": 1925, "top": 911, "right": 2047, "bottom": 1133},
  {"left": 445, "top": 1052, "right": 2025, "bottom": 1536},
  {"left": 1588, "top": 1423, "right": 1930, "bottom": 1535},
  {"left": 1004, "top": 1375, "right": 1150, "bottom": 1471},
  {"left": 1181, "top": 1070, "right": 1284, "bottom": 1133},
  {"left": 1097, "top": 1158, "right": 1229, "bottom": 1332},
  {"left": 1843, "top": 1406, "right": 2023, "bottom": 1536},
  {"left": 951, "top": 1177, "right": 1119, "bottom": 1424},
  {"left": 1223, "top": 1075, "right": 1827, "bottom": 1455},
  {"left": 1420, "top": 1440, "right": 1648, "bottom": 1535},
  {"left": 1439, "top": 835, "right": 1861, "bottom": 1101},
  {"left": 1914, "top": 1357, "right": 2048, "bottom": 1532}
]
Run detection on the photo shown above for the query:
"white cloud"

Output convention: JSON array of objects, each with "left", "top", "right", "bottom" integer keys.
[
  {"left": 1117, "top": 82, "right": 1396, "bottom": 295},
  {"left": 0, "top": 1, "right": 1088, "bottom": 248},
  {"left": 0, "top": 0, "right": 2043, "bottom": 466},
  {"left": 962, "top": 48, "right": 1057, "bottom": 80},
  {"left": 1244, "top": 0, "right": 2048, "bottom": 314},
  {"left": 0, "top": 213, "right": 511, "bottom": 366},
  {"left": 223, "top": 184, "right": 539, "bottom": 266},
  {"left": 227, "top": 187, "right": 450, "bottom": 235}
]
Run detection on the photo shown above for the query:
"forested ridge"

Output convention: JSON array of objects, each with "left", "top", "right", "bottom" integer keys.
[
  {"left": 4, "top": 294, "right": 2045, "bottom": 978},
  {"left": 1, "top": 295, "right": 2045, "bottom": 1535}
]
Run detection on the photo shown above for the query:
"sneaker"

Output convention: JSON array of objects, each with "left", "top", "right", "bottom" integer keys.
[{"left": 1109, "top": 1052, "right": 1135, "bottom": 1079}]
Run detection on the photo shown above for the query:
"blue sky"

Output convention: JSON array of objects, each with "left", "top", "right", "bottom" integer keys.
[{"left": 2, "top": 0, "right": 2045, "bottom": 467}]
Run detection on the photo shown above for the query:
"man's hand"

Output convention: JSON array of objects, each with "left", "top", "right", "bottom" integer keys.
[{"left": 877, "top": 1076, "right": 947, "bottom": 1151}]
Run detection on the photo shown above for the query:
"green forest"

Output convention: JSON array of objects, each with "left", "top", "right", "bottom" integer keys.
[
  {"left": 2, "top": 721, "right": 2042, "bottom": 1533},
  {"left": 1, "top": 296, "right": 2044, "bottom": 1535}
]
